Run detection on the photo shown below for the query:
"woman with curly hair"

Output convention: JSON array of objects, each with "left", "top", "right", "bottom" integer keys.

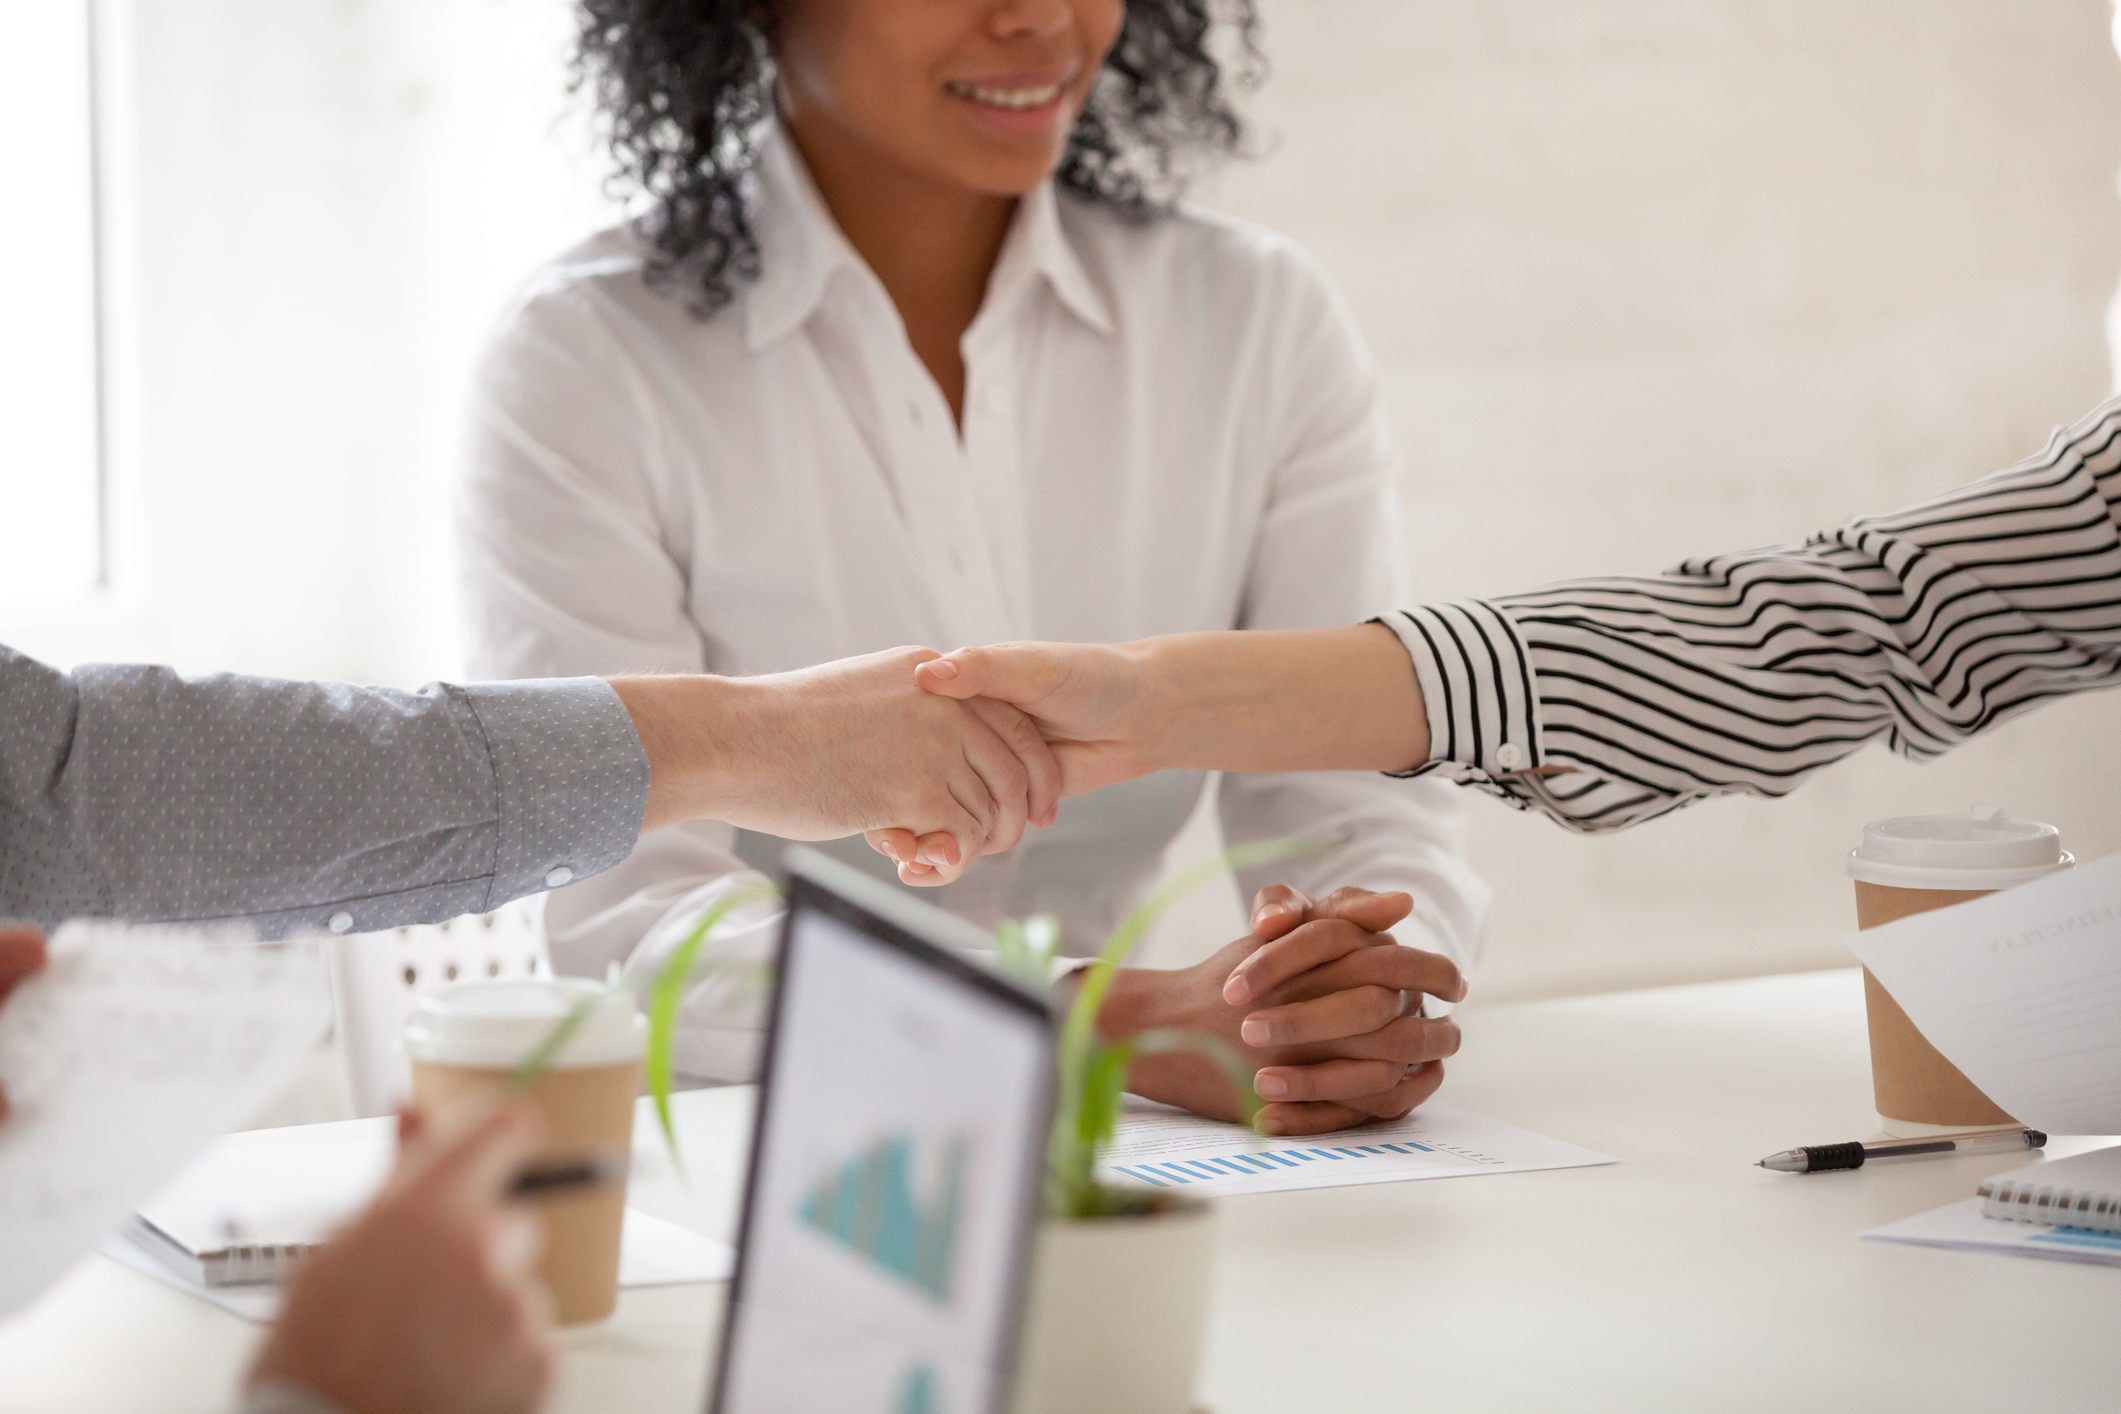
[{"left": 458, "top": 0, "right": 1486, "bottom": 1135}]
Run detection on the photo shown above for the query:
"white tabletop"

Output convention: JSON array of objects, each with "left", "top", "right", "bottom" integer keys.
[{"left": 3, "top": 968, "right": 2115, "bottom": 1414}]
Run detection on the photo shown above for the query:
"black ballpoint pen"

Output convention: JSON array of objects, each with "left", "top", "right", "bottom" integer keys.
[{"left": 1757, "top": 1128, "right": 2047, "bottom": 1173}]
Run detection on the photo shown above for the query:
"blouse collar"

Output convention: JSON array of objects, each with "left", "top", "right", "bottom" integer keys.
[{"left": 743, "top": 124, "right": 1115, "bottom": 352}]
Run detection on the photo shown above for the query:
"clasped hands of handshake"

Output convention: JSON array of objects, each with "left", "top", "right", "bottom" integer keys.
[{"left": 615, "top": 633, "right": 1461, "bottom": 1140}]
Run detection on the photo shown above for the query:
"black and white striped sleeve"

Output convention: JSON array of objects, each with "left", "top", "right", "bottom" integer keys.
[{"left": 1376, "top": 394, "right": 2121, "bottom": 833}]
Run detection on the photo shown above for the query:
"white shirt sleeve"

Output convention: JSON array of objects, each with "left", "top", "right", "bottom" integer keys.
[
  {"left": 459, "top": 278, "right": 777, "bottom": 1081},
  {"left": 1212, "top": 248, "right": 1493, "bottom": 970}
]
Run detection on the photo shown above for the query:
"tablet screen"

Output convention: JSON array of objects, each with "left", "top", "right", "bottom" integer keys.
[{"left": 710, "top": 866, "right": 1053, "bottom": 1414}]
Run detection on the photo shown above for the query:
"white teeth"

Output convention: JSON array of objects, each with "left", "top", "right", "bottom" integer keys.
[{"left": 948, "top": 81, "right": 1064, "bottom": 111}]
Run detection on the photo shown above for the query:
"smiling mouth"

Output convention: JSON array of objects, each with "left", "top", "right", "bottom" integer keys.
[{"left": 944, "top": 79, "right": 1069, "bottom": 111}]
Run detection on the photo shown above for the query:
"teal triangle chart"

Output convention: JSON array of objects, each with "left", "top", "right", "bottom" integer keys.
[
  {"left": 896, "top": 1364, "right": 937, "bottom": 1414},
  {"left": 799, "top": 1131, "right": 966, "bottom": 1303}
]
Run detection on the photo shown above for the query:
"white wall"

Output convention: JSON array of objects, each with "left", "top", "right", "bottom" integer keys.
[{"left": 5, "top": 0, "right": 2118, "bottom": 1002}]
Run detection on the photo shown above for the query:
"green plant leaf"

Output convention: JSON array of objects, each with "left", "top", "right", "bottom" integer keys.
[
  {"left": 642, "top": 883, "right": 782, "bottom": 1171},
  {"left": 505, "top": 991, "right": 600, "bottom": 1092},
  {"left": 507, "top": 879, "right": 783, "bottom": 1180},
  {"left": 1127, "top": 1029, "right": 1264, "bottom": 1131},
  {"left": 1046, "top": 836, "right": 1323, "bottom": 1218}
]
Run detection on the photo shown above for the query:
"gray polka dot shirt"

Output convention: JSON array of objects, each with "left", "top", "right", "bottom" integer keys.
[{"left": 0, "top": 644, "right": 649, "bottom": 938}]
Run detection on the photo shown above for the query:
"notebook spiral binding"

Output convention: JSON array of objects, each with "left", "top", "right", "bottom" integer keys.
[{"left": 1978, "top": 1179, "right": 2121, "bottom": 1235}]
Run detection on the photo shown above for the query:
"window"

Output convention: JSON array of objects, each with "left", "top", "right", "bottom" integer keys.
[{"left": 0, "top": 0, "right": 102, "bottom": 607}]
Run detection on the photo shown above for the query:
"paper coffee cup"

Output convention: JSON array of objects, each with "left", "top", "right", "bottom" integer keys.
[
  {"left": 1847, "top": 805, "right": 2072, "bottom": 1135},
  {"left": 403, "top": 979, "right": 643, "bottom": 1325}
]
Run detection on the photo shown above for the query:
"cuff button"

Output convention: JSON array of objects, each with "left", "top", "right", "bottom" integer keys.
[
  {"left": 1495, "top": 742, "right": 1527, "bottom": 771},
  {"left": 327, "top": 911, "right": 354, "bottom": 935},
  {"left": 544, "top": 866, "right": 575, "bottom": 888}
]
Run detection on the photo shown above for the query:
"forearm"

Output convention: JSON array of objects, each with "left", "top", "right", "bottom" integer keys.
[
  {"left": 607, "top": 675, "right": 755, "bottom": 834},
  {"left": 1387, "top": 394, "right": 2121, "bottom": 832},
  {"left": 0, "top": 647, "right": 647, "bottom": 935},
  {"left": 1130, "top": 624, "right": 1428, "bottom": 775}
]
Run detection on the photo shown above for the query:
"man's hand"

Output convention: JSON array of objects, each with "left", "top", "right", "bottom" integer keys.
[
  {"left": 863, "top": 642, "right": 1152, "bottom": 882},
  {"left": 247, "top": 1101, "right": 554, "bottom": 1414},
  {"left": 611, "top": 645, "right": 1062, "bottom": 884},
  {"left": 1097, "top": 886, "right": 1467, "bottom": 1136},
  {"left": 0, "top": 926, "right": 48, "bottom": 1124}
]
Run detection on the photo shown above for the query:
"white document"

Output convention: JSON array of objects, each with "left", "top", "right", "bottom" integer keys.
[
  {"left": 1846, "top": 852, "right": 2121, "bottom": 1136},
  {"left": 134, "top": 1139, "right": 398, "bottom": 1264},
  {"left": 0, "top": 922, "right": 331, "bottom": 1319},
  {"left": 102, "top": 1208, "right": 733, "bottom": 1322},
  {"left": 104, "top": 1131, "right": 732, "bottom": 1321},
  {"left": 1863, "top": 1198, "right": 2121, "bottom": 1268},
  {"left": 1098, "top": 1100, "right": 1614, "bottom": 1197}
]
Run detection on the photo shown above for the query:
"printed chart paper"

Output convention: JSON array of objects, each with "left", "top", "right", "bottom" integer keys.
[
  {"left": 1863, "top": 1198, "right": 2121, "bottom": 1269},
  {"left": 1846, "top": 852, "right": 2121, "bottom": 1135},
  {"left": 1099, "top": 1100, "right": 1614, "bottom": 1197},
  {"left": 0, "top": 922, "right": 332, "bottom": 1318}
]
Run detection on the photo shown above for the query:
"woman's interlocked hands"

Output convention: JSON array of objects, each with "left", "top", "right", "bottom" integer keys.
[{"left": 1101, "top": 885, "right": 1466, "bottom": 1136}]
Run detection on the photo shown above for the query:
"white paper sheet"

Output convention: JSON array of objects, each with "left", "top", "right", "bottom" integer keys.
[
  {"left": 137, "top": 1139, "right": 397, "bottom": 1255},
  {"left": 0, "top": 922, "right": 331, "bottom": 1319},
  {"left": 101, "top": 1205, "right": 734, "bottom": 1322},
  {"left": 101, "top": 1130, "right": 733, "bottom": 1321},
  {"left": 1863, "top": 1197, "right": 2121, "bottom": 1268},
  {"left": 1097, "top": 1099, "right": 1614, "bottom": 1197},
  {"left": 1845, "top": 852, "right": 2121, "bottom": 1135}
]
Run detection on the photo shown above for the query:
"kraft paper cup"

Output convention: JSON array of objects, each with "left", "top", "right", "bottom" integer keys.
[
  {"left": 403, "top": 979, "right": 643, "bottom": 1325},
  {"left": 1847, "top": 805, "right": 2071, "bottom": 1136}
]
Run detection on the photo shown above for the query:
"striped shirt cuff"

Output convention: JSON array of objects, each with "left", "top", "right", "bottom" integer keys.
[{"left": 1372, "top": 603, "right": 1542, "bottom": 783}]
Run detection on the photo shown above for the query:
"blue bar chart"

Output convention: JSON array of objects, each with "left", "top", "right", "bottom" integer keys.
[
  {"left": 895, "top": 1364, "right": 938, "bottom": 1414},
  {"left": 800, "top": 1132, "right": 966, "bottom": 1302},
  {"left": 1110, "top": 1140, "right": 1450, "bottom": 1189},
  {"left": 1095, "top": 1101, "right": 1615, "bottom": 1198}
]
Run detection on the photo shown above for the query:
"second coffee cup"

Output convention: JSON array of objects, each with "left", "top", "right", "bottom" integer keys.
[
  {"left": 1846, "top": 804, "right": 2071, "bottom": 1136},
  {"left": 403, "top": 978, "right": 643, "bottom": 1325}
]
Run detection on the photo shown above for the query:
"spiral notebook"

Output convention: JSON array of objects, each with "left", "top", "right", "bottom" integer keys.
[
  {"left": 1863, "top": 1145, "right": 2121, "bottom": 1265},
  {"left": 1976, "top": 1146, "right": 2121, "bottom": 1234}
]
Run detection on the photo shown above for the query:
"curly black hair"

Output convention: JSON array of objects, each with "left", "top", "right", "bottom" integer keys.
[{"left": 572, "top": 1, "right": 1264, "bottom": 315}]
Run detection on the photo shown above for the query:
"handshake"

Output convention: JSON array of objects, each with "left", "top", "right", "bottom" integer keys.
[{"left": 610, "top": 636, "right": 1460, "bottom": 1137}]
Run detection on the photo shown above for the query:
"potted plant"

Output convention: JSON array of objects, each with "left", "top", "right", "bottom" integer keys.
[
  {"left": 518, "top": 844, "right": 1300, "bottom": 1413},
  {"left": 998, "top": 844, "right": 1291, "bottom": 1414}
]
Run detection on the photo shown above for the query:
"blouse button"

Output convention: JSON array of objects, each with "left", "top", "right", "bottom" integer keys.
[
  {"left": 1495, "top": 743, "right": 1527, "bottom": 771},
  {"left": 545, "top": 866, "right": 575, "bottom": 888},
  {"left": 327, "top": 911, "right": 354, "bottom": 935}
]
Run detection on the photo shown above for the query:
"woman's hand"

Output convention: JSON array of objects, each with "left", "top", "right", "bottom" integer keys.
[
  {"left": 865, "top": 641, "right": 1160, "bottom": 883},
  {"left": 866, "top": 628, "right": 1432, "bottom": 885},
  {"left": 1097, "top": 885, "right": 1467, "bottom": 1136},
  {"left": 246, "top": 1101, "right": 555, "bottom": 1414}
]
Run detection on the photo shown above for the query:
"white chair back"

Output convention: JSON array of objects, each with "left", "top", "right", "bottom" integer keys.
[{"left": 326, "top": 897, "right": 551, "bottom": 1118}]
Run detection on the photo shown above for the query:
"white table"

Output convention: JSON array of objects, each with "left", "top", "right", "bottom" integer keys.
[{"left": 3, "top": 968, "right": 2116, "bottom": 1414}]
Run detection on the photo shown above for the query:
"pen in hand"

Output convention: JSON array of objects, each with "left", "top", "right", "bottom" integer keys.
[
  {"left": 509, "top": 1155, "right": 627, "bottom": 1197},
  {"left": 1757, "top": 1127, "right": 2046, "bottom": 1174}
]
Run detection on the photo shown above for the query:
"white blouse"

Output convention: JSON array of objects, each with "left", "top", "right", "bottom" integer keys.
[{"left": 458, "top": 129, "right": 1489, "bottom": 1079}]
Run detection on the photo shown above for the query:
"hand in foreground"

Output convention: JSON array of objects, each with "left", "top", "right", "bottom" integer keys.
[
  {"left": 0, "top": 926, "right": 48, "bottom": 1124},
  {"left": 612, "top": 645, "right": 1061, "bottom": 884},
  {"left": 1098, "top": 886, "right": 1467, "bottom": 1136},
  {"left": 247, "top": 1101, "right": 553, "bottom": 1414}
]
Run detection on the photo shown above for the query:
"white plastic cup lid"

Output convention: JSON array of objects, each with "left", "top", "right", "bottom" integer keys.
[
  {"left": 1846, "top": 804, "right": 2072, "bottom": 891},
  {"left": 402, "top": 978, "right": 643, "bottom": 1070}
]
